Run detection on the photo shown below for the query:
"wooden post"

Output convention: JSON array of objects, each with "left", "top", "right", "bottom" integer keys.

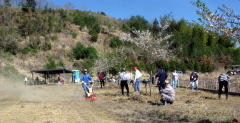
[
  {"left": 47, "top": 71, "right": 49, "bottom": 84},
  {"left": 31, "top": 72, "right": 33, "bottom": 85},
  {"left": 63, "top": 69, "right": 66, "bottom": 84},
  {"left": 44, "top": 73, "right": 46, "bottom": 84},
  {"left": 150, "top": 71, "right": 152, "bottom": 96},
  {"left": 229, "top": 80, "right": 231, "bottom": 92}
]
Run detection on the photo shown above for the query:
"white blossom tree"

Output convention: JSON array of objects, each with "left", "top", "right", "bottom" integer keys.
[
  {"left": 93, "top": 48, "right": 129, "bottom": 74},
  {"left": 194, "top": 0, "right": 240, "bottom": 43},
  {"left": 120, "top": 19, "right": 172, "bottom": 63}
]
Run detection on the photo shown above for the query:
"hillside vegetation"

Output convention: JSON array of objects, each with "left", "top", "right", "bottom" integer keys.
[{"left": 0, "top": 4, "right": 239, "bottom": 76}]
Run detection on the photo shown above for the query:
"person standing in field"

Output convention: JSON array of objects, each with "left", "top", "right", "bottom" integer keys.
[
  {"left": 119, "top": 68, "right": 130, "bottom": 96},
  {"left": 156, "top": 66, "right": 168, "bottom": 93},
  {"left": 172, "top": 70, "right": 179, "bottom": 89},
  {"left": 57, "top": 75, "right": 61, "bottom": 85},
  {"left": 98, "top": 72, "right": 106, "bottom": 88},
  {"left": 218, "top": 73, "right": 230, "bottom": 100},
  {"left": 133, "top": 66, "right": 142, "bottom": 93},
  {"left": 190, "top": 72, "right": 198, "bottom": 90},
  {"left": 24, "top": 76, "right": 28, "bottom": 85},
  {"left": 81, "top": 69, "right": 92, "bottom": 96}
]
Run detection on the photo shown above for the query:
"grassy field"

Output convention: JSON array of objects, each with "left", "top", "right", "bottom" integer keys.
[
  {"left": 0, "top": 77, "right": 240, "bottom": 123},
  {"left": 97, "top": 82, "right": 240, "bottom": 123}
]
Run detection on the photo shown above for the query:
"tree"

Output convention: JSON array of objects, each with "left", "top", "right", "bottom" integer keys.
[
  {"left": 125, "top": 15, "right": 149, "bottom": 32},
  {"left": 193, "top": 0, "right": 240, "bottom": 43},
  {"left": 93, "top": 48, "right": 128, "bottom": 74},
  {"left": 151, "top": 18, "right": 160, "bottom": 38},
  {"left": 120, "top": 18, "right": 172, "bottom": 63},
  {"left": 27, "top": 0, "right": 36, "bottom": 10},
  {"left": 4, "top": 0, "right": 11, "bottom": 6}
]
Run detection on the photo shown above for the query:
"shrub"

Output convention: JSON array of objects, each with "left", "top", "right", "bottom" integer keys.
[
  {"left": 71, "top": 32, "right": 78, "bottom": 39},
  {"left": 156, "top": 60, "right": 169, "bottom": 71},
  {"left": 86, "top": 46, "right": 98, "bottom": 59},
  {"left": 45, "top": 57, "right": 57, "bottom": 69},
  {"left": 21, "top": 43, "right": 38, "bottom": 54},
  {"left": 122, "top": 15, "right": 150, "bottom": 32},
  {"left": 50, "top": 35, "right": 58, "bottom": 41},
  {"left": 57, "top": 60, "right": 65, "bottom": 67},
  {"left": 71, "top": 11, "right": 100, "bottom": 42},
  {"left": 89, "top": 24, "right": 100, "bottom": 42},
  {"left": 110, "top": 37, "right": 123, "bottom": 48},
  {"left": 72, "top": 42, "right": 98, "bottom": 60},
  {"left": 89, "top": 32, "right": 98, "bottom": 42},
  {"left": 41, "top": 41, "right": 52, "bottom": 51}
]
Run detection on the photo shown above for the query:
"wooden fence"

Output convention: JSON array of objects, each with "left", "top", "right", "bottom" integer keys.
[{"left": 179, "top": 79, "right": 240, "bottom": 95}]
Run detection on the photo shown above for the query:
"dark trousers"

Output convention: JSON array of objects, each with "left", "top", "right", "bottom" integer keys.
[
  {"left": 158, "top": 82, "right": 166, "bottom": 93},
  {"left": 100, "top": 79, "right": 105, "bottom": 88},
  {"left": 218, "top": 81, "right": 228, "bottom": 99},
  {"left": 121, "top": 80, "right": 129, "bottom": 96}
]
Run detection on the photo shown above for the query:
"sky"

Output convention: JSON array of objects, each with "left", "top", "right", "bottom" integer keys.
[{"left": 51, "top": 0, "right": 240, "bottom": 22}]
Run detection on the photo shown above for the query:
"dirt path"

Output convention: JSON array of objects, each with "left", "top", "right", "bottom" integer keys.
[{"left": 0, "top": 83, "right": 121, "bottom": 123}]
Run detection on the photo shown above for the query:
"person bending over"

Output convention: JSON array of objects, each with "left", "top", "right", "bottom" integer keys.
[
  {"left": 218, "top": 73, "right": 230, "bottom": 100},
  {"left": 160, "top": 80, "right": 175, "bottom": 105}
]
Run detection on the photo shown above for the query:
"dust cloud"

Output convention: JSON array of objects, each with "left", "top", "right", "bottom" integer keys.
[{"left": 0, "top": 75, "right": 83, "bottom": 103}]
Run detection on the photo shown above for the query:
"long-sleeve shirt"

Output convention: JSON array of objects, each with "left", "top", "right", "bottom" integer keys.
[
  {"left": 218, "top": 74, "right": 230, "bottom": 82},
  {"left": 161, "top": 85, "right": 175, "bottom": 101},
  {"left": 172, "top": 72, "right": 179, "bottom": 80},
  {"left": 119, "top": 72, "right": 131, "bottom": 81},
  {"left": 190, "top": 72, "right": 198, "bottom": 82},
  {"left": 134, "top": 69, "right": 142, "bottom": 80},
  {"left": 81, "top": 74, "right": 92, "bottom": 83},
  {"left": 156, "top": 69, "right": 168, "bottom": 83}
]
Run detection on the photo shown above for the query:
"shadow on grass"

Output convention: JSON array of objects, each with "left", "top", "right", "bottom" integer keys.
[{"left": 147, "top": 100, "right": 162, "bottom": 106}]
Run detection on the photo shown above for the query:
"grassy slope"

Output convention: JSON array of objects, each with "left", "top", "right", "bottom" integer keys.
[{"left": 0, "top": 7, "right": 121, "bottom": 77}]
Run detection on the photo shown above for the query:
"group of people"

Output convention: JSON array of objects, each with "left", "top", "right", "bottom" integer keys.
[
  {"left": 118, "top": 67, "right": 143, "bottom": 96},
  {"left": 117, "top": 66, "right": 175, "bottom": 105},
  {"left": 76, "top": 66, "right": 231, "bottom": 104}
]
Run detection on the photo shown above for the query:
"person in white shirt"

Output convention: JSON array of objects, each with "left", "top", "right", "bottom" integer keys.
[
  {"left": 218, "top": 73, "right": 231, "bottom": 100},
  {"left": 134, "top": 66, "right": 142, "bottom": 92},
  {"left": 24, "top": 76, "right": 28, "bottom": 85},
  {"left": 172, "top": 70, "right": 179, "bottom": 89},
  {"left": 119, "top": 68, "right": 131, "bottom": 96}
]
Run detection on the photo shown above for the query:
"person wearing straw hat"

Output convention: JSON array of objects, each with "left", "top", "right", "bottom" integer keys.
[{"left": 160, "top": 80, "right": 175, "bottom": 105}]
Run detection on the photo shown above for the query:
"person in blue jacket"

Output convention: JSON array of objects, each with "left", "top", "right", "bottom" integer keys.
[
  {"left": 81, "top": 69, "right": 92, "bottom": 95},
  {"left": 155, "top": 66, "right": 168, "bottom": 93}
]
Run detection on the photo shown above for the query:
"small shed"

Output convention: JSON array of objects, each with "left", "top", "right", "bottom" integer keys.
[{"left": 30, "top": 68, "right": 73, "bottom": 84}]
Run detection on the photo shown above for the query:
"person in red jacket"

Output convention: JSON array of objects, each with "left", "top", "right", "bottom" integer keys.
[{"left": 98, "top": 72, "right": 106, "bottom": 88}]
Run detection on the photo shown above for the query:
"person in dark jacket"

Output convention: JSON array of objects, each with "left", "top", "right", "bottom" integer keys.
[
  {"left": 218, "top": 73, "right": 230, "bottom": 100},
  {"left": 156, "top": 66, "right": 168, "bottom": 93},
  {"left": 190, "top": 72, "right": 198, "bottom": 90}
]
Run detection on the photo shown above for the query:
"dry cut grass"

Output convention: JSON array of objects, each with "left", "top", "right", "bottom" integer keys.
[{"left": 96, "top": 83, "right": 240, "bottom": 123}]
